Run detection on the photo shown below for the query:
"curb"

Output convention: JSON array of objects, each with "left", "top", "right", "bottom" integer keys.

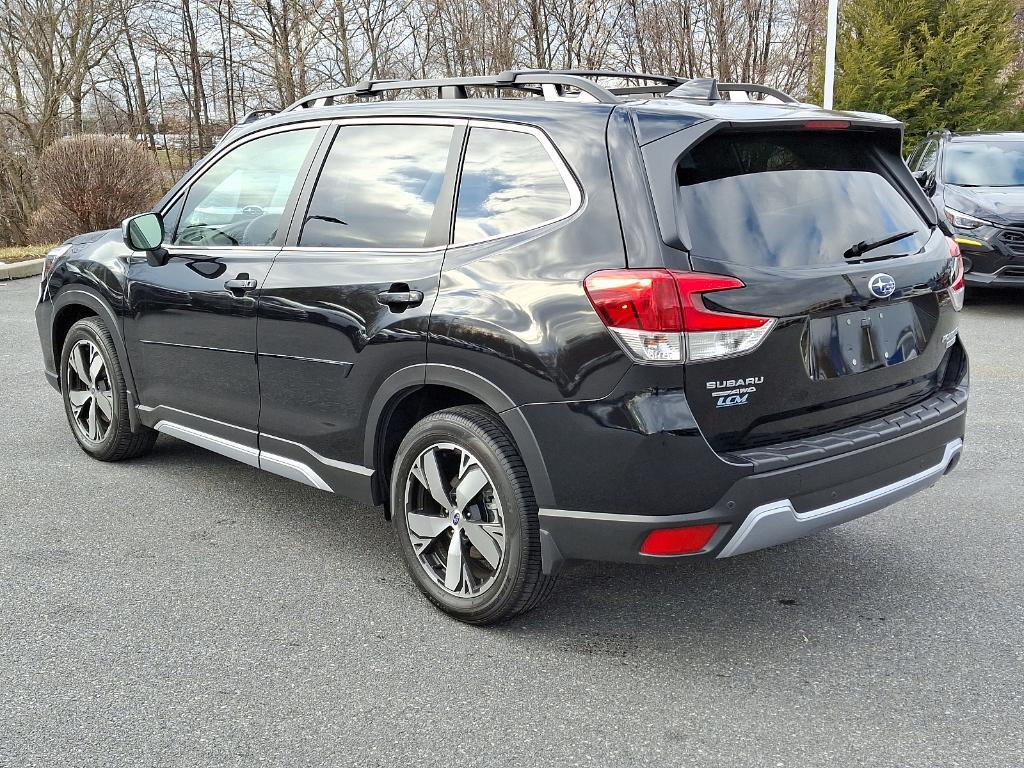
[{"left": 0, "top": 257, "right": 45, "bottom": 281}]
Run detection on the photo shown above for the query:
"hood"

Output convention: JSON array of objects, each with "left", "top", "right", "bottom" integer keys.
[{"left": 943, "top": 184, "right": 1024, "bottom": 226}]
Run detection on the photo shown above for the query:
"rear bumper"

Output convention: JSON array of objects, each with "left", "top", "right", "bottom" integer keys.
[
  {"left": 716, "top": 437, "right": 960, "bottom": 558},
  {"left": 537, "top": 404, "right": 966, "bottom": 572}
]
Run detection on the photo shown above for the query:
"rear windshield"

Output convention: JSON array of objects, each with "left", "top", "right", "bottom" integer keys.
[
  {"left": 943, "top": 141, "right": 1024, "bottom": 187},
  {"left": 677, "top": 132, "right": 928, "bottom": 267}
]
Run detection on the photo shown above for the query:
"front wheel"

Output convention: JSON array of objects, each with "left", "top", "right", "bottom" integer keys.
[
  {"left": 59, "top": 317, "right": 157, "bottom": 461},
  {"left": 391, "top": 406, "right": 557, "bottom": 624}
]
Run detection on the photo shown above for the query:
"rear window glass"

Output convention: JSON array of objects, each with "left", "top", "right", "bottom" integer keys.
[{"left": 677, "top": 132, "right": 928, "bottom": 267}]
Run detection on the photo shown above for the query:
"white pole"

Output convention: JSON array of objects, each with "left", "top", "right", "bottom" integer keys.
[{"left": 823, "top": 0, "right": 839, "bottom": 110}]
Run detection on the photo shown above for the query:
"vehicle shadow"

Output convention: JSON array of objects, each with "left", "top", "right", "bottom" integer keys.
[
  {"left": 505, "top": 537, "right": 938, "bottom": 649},
  {"left": 144, "top": 435, "right": 951, "bottom": 655},
  {"left": 964, "top": 285, "right": 1022, "bottom": 310}
]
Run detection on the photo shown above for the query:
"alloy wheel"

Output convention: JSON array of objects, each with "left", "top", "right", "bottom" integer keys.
[
  {"left": 65, "top": 339, "right": 113, "bottom": 443},
  {"left": 404, "top": 442, "right": 506, "bottom": 598}
]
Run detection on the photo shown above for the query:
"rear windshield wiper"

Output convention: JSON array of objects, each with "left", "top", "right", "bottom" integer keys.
[{"left": 844, "top": 229, "right": 917, "bottom": 260}]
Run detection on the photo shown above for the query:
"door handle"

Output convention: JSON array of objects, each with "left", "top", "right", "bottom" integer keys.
[
  {"left": 225, "top": 276, "right": 258, "bottom": 293},
  {"left": 377, "top": 287, "right": 424, "bottom": 309}
]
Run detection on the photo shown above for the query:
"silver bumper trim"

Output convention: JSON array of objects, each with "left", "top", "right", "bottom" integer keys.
[{"left": 717, "top": 438, "right": 963, "bottom": 558}]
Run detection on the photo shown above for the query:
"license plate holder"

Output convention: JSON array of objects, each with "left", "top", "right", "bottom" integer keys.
[{"left": 806, "top": 302, "right": 926, "bottom": 379}]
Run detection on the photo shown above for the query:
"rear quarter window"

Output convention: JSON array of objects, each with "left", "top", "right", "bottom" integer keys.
[
  {"left": 454, "top": 127, "right": 574, "bottom": 243},
  {"left": 677, "top": 132, "right": 929, "bottom": 268}
]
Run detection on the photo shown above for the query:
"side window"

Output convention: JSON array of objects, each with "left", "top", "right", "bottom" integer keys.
[
  {"left": 906, "top": 141, "right": 926, "bottom": 170},
  {"left": 172, "top": 128, "right": 318, "bottom": 247},
  {"left": 299, "top": 124, "right": 454, "bottom": 249},
  {"left": 918, "top": 140, "right": 940, "bottom": 175},
  {"left": 161, "top": 196, "right": 184, "bottom": 241},
  {"left": 453, "top": 127, "right": 574, "bottom": 243}
]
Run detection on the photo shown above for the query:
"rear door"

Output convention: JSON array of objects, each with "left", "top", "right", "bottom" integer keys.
[
  {"left": 643, "top": 126, "right": 962, "bottom": 452},
  {"left": 255, "top": 119, "right": 463, "bottom": 493}
]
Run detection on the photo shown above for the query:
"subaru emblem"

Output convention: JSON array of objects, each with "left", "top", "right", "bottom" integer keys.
[
  {"left": 868, "top": 273, "right": 896, "bottom": 299},
  {"left": 452, "top": 512, "right": 460, "bottom": 526}
]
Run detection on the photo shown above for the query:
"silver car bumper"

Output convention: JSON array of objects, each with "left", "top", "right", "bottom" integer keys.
[{"left": 717, "top": 438, "right": 964, "bottom": 558}]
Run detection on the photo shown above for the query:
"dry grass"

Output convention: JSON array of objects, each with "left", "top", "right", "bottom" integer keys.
[{"left": 0, "top": 244, "right": 57, "bottom": 264}]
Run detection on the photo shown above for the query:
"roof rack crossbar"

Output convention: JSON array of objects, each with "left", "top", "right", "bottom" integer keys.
[{"left": 282, "top": 71, "right": 623, "bottom": 110}]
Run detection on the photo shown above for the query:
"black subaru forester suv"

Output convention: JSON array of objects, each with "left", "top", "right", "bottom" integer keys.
[{"left": 35, "top": 71, "right": 968, "bottom": 624}]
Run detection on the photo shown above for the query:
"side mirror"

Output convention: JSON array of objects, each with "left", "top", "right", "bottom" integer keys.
[{"left": 122, "top": 212, "right": 169, "bottom": 266}]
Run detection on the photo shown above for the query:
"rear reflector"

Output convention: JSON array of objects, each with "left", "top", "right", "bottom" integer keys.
[
  {"left": 947, "top": 236, "right": 965, "bottom": 311},
  {"left": 640, "top": 524, "right": 719, "bottom": 556},
  {"left": 584, "top": 269, "right": 774, "bottom": 363}
]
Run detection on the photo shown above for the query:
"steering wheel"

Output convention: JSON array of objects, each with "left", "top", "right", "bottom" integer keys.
[
  {"left": 177, "top": 227, "right": 208, "bottom": 245},
  {"left": 176, "top": 224, "right": 239, "bottom": 247}
]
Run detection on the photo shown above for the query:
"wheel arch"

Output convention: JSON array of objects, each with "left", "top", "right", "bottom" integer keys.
[
  {"left": 51, "top": 288, "right": 142, "bottom": 432},
  {"left": 365, "top": 364, "right": 553, "bottom": 512}
]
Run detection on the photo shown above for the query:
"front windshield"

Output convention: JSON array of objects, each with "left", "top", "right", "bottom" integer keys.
[{"left": 943, "top": 141, "right": 1024, "bottom": 187}]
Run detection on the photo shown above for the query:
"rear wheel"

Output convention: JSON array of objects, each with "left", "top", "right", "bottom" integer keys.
[
  {"left": 391, "top": 406, "right": 557, "bottom": 624},
  {"left": 59, "top": 317, "right": 157, "bottom": 461}
]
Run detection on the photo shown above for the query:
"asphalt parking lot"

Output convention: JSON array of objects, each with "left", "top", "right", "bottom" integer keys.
[{"left": 1, "top": 274, "right": 1021, "bottom": 767}]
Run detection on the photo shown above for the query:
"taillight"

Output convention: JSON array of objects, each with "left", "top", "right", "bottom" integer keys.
[
  {"left": 583, "top": 269, "right": 775, "bottom": 363},
  {"left": 640, "top": 524, "right": 719, "bottom": 556},
  {"left": 947, "top": 236, "right": 965, "bottom": 311}
]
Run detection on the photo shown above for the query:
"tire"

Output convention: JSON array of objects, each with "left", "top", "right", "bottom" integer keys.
[
  {"left": 59, "top": 317, "right": 157, "bottom": 461},
  {"left": 391, "top": 405, "right": 558, "bottom": 624}
]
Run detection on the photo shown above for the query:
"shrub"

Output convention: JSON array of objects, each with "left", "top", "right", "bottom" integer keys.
[{"left": 29, "top": 134, "right": 162, "bottom": 244}]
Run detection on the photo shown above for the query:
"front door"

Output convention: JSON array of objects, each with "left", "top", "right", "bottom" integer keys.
[
  {"left": 125, "top": 126, "right": 322, "bottom": 447},
  {"left": 255, "top": 120, "right": 462, "bottom": 494}
]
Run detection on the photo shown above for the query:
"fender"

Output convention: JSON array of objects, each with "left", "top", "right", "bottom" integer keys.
[
  {"left": 51, "top": 287, "right": 143, "bottom": 432},
  {"left": 364, "top": 363, "right": 554, "bottom": 509}
]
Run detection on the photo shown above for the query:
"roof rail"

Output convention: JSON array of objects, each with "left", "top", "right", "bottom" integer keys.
[
  {"left": 547, "top": 69, "right": 686, "bottom": 85},
  {"left": 233, "top": 70, "right": 800, "bottom": 118},
  {"left": 238, "top": 108, "right": 279, "bottom": 124},
  {"left": 282, "top": 71, "right": 626, "bottom": 110}
]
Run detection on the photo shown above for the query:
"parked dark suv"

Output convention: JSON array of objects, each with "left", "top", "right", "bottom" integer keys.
[
  {"left": 36, "top": 71, "right": 968, "bottom": 624},
  {"left": 908, "top": 130, "right": 1024, "bottom": 287}
]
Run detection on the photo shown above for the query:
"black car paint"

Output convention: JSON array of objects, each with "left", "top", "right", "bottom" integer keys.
[{"left": 36, "top": 96, "right": 969, "bottom": 568}]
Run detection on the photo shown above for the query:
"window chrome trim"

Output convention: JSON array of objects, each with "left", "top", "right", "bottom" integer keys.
[{"left": 275, "top": 243, "right": 449, "bottom": 255}]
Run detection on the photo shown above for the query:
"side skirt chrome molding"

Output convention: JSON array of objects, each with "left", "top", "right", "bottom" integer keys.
[
  {"left": 152, "top": 419, "right": 368, "bottom": 493},
  {"left": 154, "top": 421, "right": 259, "bottom": 468}
]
